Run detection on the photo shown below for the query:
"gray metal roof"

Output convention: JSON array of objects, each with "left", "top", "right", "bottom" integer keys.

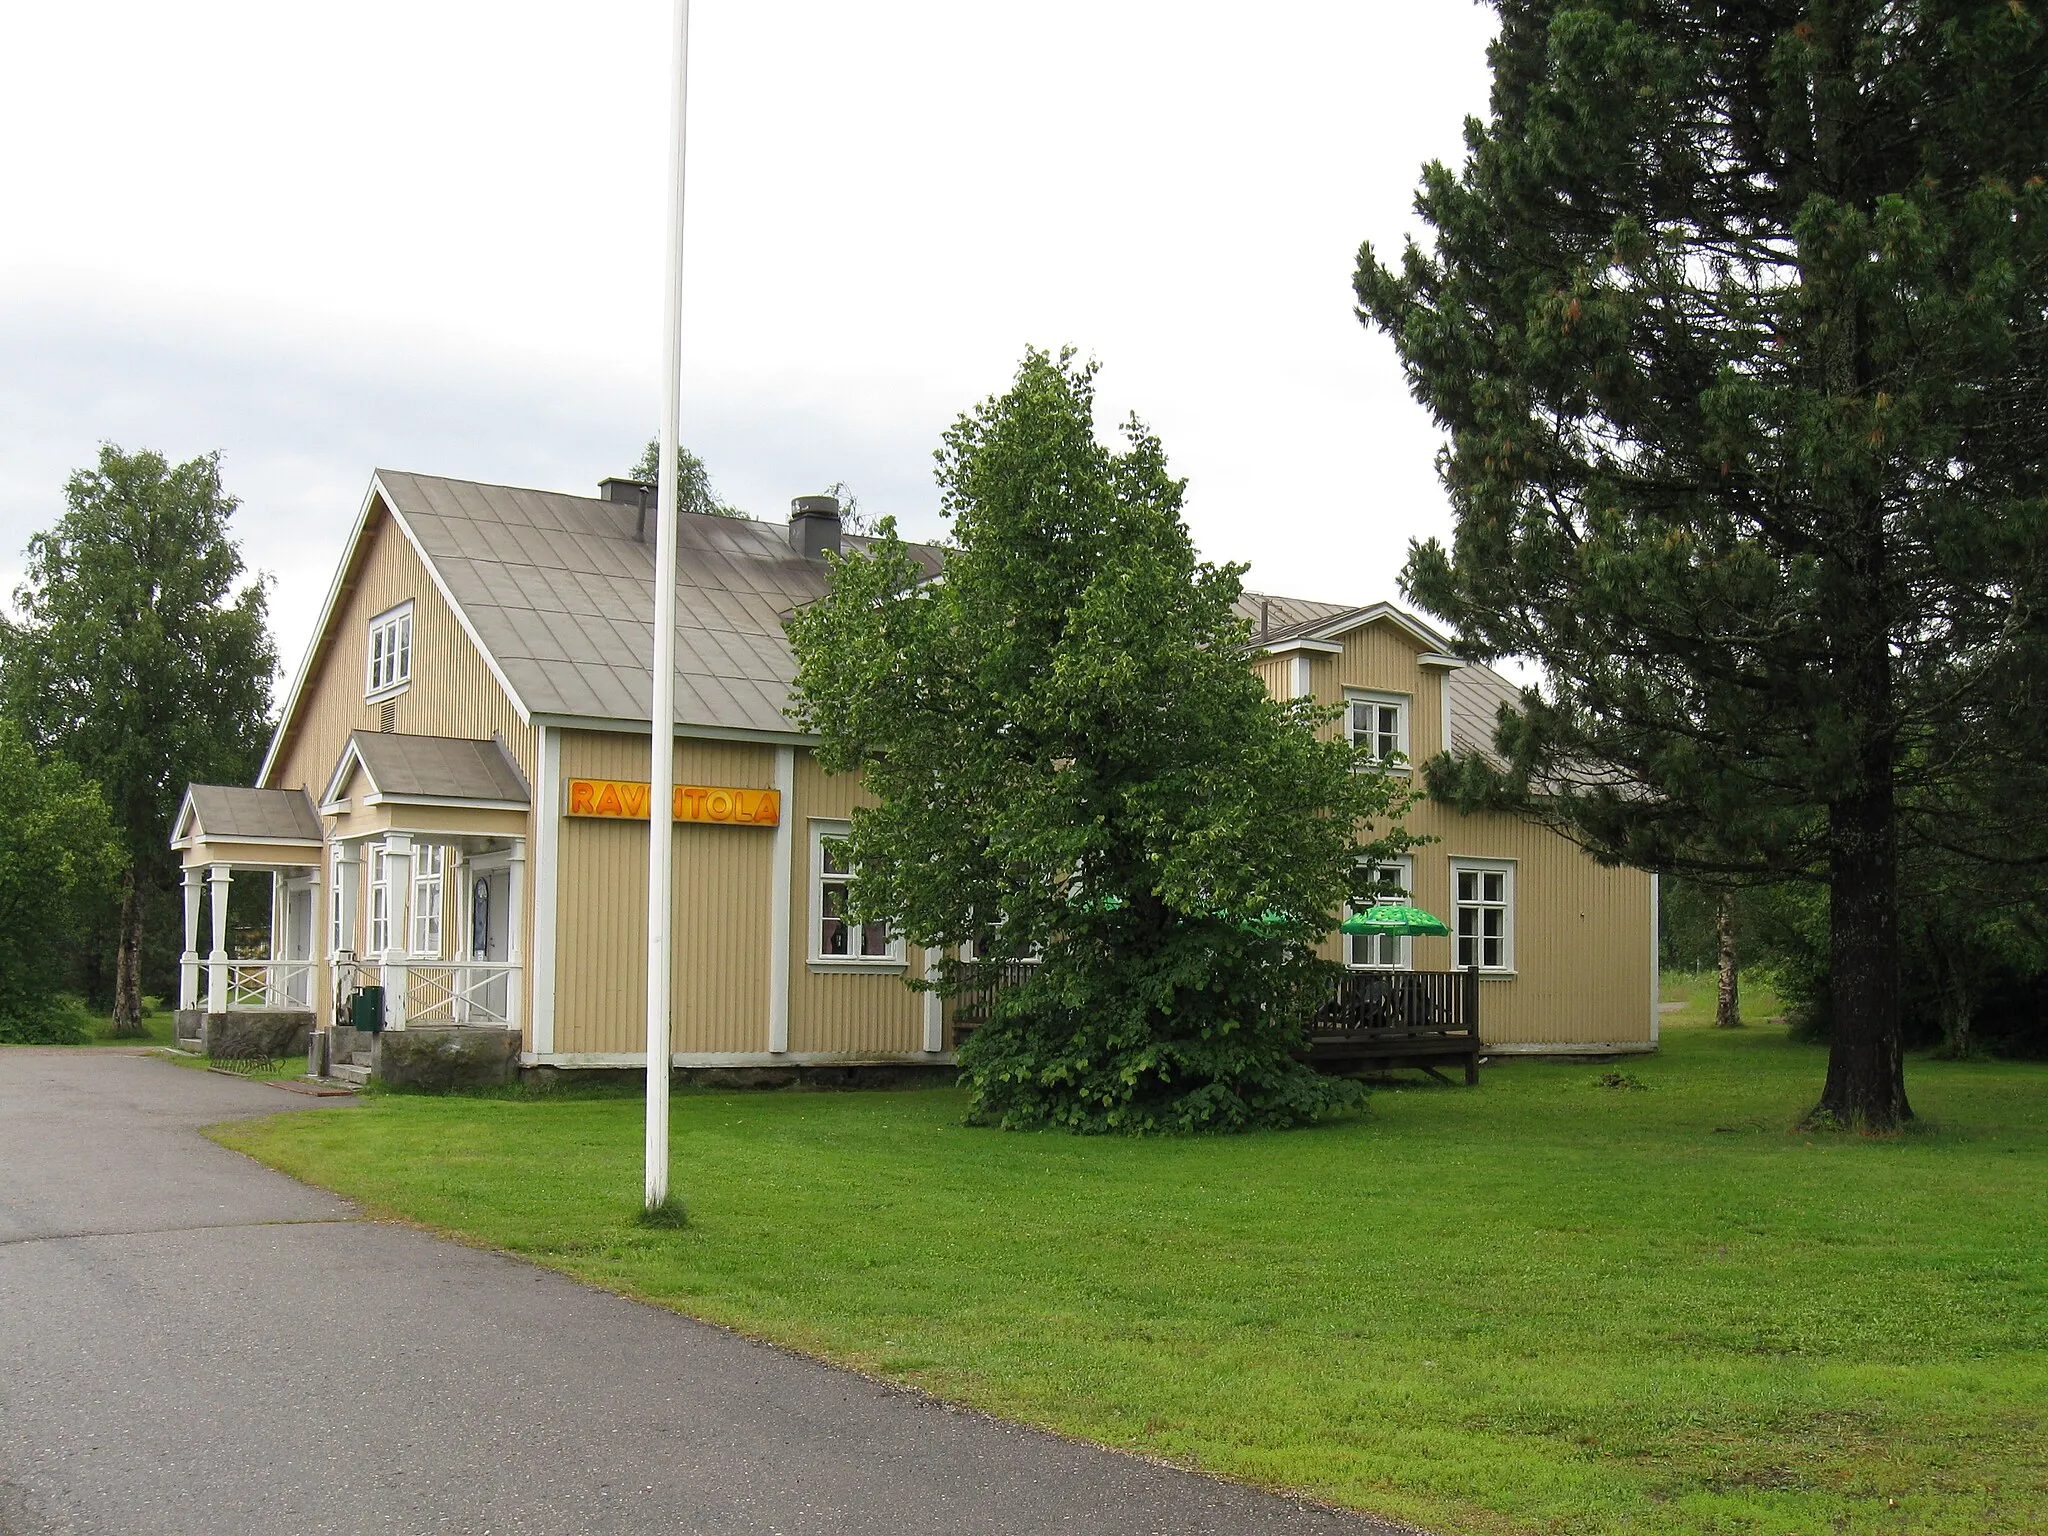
[
  {"left": 347, "top": 730, "right": 530, "bottom": 805},
  {"left": 374, "top": 473, "right": 1516, "bottom": 755},
  {"left": 184, "top": 785, "right": 322, "bottom": 843},
  {"left": 376, "top": 471, "right": 944, "bottom": 736}
]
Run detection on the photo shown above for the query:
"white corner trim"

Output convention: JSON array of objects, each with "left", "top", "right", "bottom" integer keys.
[
  {"left": 767, "top": 745, "right": 795, "bottom": 1053},
  {"left": 921, "top": 948, "right": 944, "bottom": 1053},
  {"left": 1649, "top": 871, "right": 1661, "bottom": 1047},
  {"left": 530, "top": 724, "right": 561, "bottom": 1056}
]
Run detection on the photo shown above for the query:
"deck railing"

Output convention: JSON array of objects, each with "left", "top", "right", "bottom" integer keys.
[
  {"left": 1310, "top": 967, "right": 1480, "bottom": 1041},
  {"left": 951, "top": 959, "right": 1041, "bottom": 1032}
]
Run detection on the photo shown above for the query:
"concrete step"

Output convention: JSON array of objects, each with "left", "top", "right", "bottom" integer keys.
[{"left": 330, "top": 1063, "right": 372, "bottom": 1087}]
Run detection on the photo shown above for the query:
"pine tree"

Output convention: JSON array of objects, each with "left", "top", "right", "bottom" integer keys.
[{"left": 1356, "top": 1, "right": 2047, "bottom": 1127}]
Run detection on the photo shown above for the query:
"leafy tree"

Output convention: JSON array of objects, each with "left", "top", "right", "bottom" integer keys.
[
  {"left": 628, "top": 438, "right": 747, "bottom": 519},
  {"left": 0, "top": 719, "right": 121, "bottom": 1043},
  {"left": 789, "top": 349, "right": 1415, "bottom": 1133},
  {"left": 1356, "top": 0, "right": 2048, "bottom": 1128},
  {"left": 1, "top": 447, "right": 276, "bottom": 1034}
]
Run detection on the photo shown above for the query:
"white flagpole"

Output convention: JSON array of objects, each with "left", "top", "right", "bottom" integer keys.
[{"left": 645, "top": 0, "right": 691, "bottom": 1211}]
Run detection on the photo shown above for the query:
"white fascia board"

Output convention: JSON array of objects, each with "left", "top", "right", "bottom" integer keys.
[
  {"left": 1259, "top": 638, "right": 1344, "bottom": 656},
  {"left": 321, "top": 736, "right": 375, "bottom": 807},
  {"left": 372, "top": 474, "right": 534, "bottom": 728},
  {"left": 258, "top": 480, "right": 384, "bottom": 786},
  {"left": 170, "top": 787, "right": 202, "bottom": 846},
  {"left": 1305, "top": 601, "right": 1458, "bottom": 654},
  {"left": 358, "top": 792, "right": 531, "bottom": 812},
  {"left": 1417, "top": 652, "right": 1468, "bottom": 669},
  {"left": 529, "top": 712, "right": 819, "bottom": 748}
]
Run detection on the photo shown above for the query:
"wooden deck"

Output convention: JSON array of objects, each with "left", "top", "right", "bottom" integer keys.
[
  {"left": 1301, "top": 967, "right": 1483, "bottom": 1084},
  {"left": 953, "top": 960, "right": 1483, "bottom": 1084}
]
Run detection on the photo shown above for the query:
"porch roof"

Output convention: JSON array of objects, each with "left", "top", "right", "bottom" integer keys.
[
  {"left": 327, "top": 730, "right": 531, "bottom": 809},
  {"left": 173, "top": 785, "right": 322, "bottom": 848}
]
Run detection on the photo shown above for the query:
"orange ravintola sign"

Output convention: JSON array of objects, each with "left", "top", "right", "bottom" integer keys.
[{"left": 565, "top": 779, "right": 781, "bottom": 827}]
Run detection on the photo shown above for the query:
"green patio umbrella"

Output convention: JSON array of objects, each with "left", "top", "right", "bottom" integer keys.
[{"left": 1339, "top": 903, "right": 1451, "bottom": 937}]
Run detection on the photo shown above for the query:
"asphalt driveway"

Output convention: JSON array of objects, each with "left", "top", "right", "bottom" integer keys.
[{"left": 0, "top": 1051, "right": 1410, "bottom": 1536}]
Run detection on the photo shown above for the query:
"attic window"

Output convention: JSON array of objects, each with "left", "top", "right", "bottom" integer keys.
[
  {"left": 1346, "top": 689, "right": 1409, "bottom": 767},
  {"left": 366, "top": 601, "right": 414, "bottom": 699}
]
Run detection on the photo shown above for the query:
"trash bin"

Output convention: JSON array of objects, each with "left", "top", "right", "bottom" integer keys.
[{"left": 350, "top": 986, "right": 386, "bottom": 1033}]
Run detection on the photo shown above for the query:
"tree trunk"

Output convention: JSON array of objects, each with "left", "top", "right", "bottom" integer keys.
[
  {"left": 109, "top": 867, "right": 146, "bottom": 1038},
  {"left": 1714, "top": 894, "right": 1741, "bottom": 1028},
  {"left": 1934, "top": 949, "right": 1974, "bottom": 1060},
  {"left": 1810, "top": 783, "right": 1911, "bottom": 1129}
]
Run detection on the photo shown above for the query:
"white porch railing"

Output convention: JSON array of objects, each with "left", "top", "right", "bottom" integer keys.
[
  {"left": 224, "top": 960, "right": 316, "bottom": 1010},
  {"left": 405, "top": 962, "right": 520, "bottom": 1027}
]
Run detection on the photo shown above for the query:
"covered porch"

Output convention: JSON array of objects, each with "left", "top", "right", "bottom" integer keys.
[
  {"left": 170, "top": 785, "right": 326, "bottom": 1055},
  {"left": 318, "top": 732, "right": 532, "bottom": 1076}
]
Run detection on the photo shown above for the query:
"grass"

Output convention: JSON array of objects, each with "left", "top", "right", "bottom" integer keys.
[
  {"left": 1659, "top": 969, "right": 1785, "bottom": 1029},
  {"left": 0, "top": 995, "right": 181, "bottom": 1048},
  {"left": 212, "top": 1008, "right": 2047, "bottom": 1535}
]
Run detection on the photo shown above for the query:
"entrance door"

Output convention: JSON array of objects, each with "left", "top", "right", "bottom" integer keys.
[
  {"left": 469, "top": 864, "right": 511, "bottom": 1022},
  {"left": 282, "top": 881, "right": 315, "bottom": 1007}
]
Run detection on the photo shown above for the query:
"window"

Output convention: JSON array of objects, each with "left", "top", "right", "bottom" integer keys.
[
  {"left": 368, "top": 846, "right": 391, "bottom": 955},
  {"left": 1347, "top": 690, "right": 1408, "bottom": 766},
  {"left": 411, "top": 844, "right": 444, "bottom": 957},
  {"left": 1346, "top": 857, "right": 1415, "bottom": 970},
  {"left": 329, "top": 846, "right": 351, "bottom": 955},
  {"left": 811, "top": 821, "right": 901, "bottom": 964},
  {"left": 366, "top": 601, "right": 414, "bottom": 697},
  {"left": 1452, "top": 859, "right": 1515, "bottom": 972}
]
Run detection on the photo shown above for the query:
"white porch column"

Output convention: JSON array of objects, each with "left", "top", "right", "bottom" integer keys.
[
  {"left": 267, "top": 866, "right": 284, "bottom": 1007},
  {"left": 332, "top": 843, "right": 358, "bottom": 955},
  {"left": 506, "top": 838, "right": 526, "bottom": 1032},
  {"left": 206, "top": 864, "right": 232, "bottom": 1014},
  {"left": 921, "top": 947, "right": 944, "bottom": 1054},
  {"left": 179, "top": 867, "right": 203, "bottom": 1011},
  {"left": 382, "top": 834, "right": 412, "bottom": 1031}
]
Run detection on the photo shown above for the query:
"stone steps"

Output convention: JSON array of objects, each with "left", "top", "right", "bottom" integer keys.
[{"left": 330, "top": 1063, "right": 372, "bottom": 1087}]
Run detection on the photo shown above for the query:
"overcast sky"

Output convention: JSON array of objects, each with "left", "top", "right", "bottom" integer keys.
[{"left": 0, "top": 2, "right": 1498, "bottom": 687}]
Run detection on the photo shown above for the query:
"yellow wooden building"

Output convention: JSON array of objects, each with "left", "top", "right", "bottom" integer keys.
[{"left": 171, "top": 470, "right": 1657, "bottom": 1081}]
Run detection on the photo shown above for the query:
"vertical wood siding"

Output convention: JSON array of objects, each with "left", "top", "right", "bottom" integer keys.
[
  {"left": 1277, "top": 617, "right": 1653, "bottom": 1047},
  {"left": 263, "top": 498, "right": 540, "bottom": 1035},
  {"left": 553, "top": 732, "right": 776, "bottom": 1055},
  {"left": 785, "top": 753, "right": 926, "bottom": 1054},
  {"left": 265, "top": 500, "right": 535, "bottom": 798}
]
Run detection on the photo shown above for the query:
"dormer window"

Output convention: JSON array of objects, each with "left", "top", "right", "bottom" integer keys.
[
  {"left": 366, "top": 601, "right": 414, "bottom": 698},
  {"left": 1347, "top": 689, "right": 1408, "bottom": 767}
]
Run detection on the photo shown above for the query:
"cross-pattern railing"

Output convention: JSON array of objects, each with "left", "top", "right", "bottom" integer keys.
[
  {"left": 225, "top": 960, "right": 316, "bottom": 1010},
  {"left": 405, "top": 962, "right": 519, "bottom": 1026}
]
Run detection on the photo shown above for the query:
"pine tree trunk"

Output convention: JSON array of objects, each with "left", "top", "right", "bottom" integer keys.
[
  {"left": 1714, "top": 895, "right": 1741, "bottom": 1028},
  {"left": 1810, "top": 782, "right": 1911, "bottom": 1129},
  {"left": 109, "top": 868, "right": 146, "bottom": 1038}
]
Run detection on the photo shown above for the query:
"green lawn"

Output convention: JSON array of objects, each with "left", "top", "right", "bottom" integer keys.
[
  {"left": 213, "top": 1012, "right": 2046, "bottom": 1535},
  {"left": 0, "top": 996, "right": 182, "bottom": 1048}
]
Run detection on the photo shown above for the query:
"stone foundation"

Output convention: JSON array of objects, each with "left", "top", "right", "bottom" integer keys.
[
  {"left": 374, "top": 1028, "right": 522, "bottom": 1092},
  {"left": 202, "top": 1011, "right": 315, "bottom": 1060},
  {"left": 519, "top": 1061, "right": 960, "bottom": 1093}
]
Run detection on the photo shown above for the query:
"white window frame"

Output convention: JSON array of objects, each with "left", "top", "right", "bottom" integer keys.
[
  {"left": 365, "top": 600, "right": 414, "bottom": 700},
  {"left": 368, "top": 845, "right": 392, "bottom": 956},
  {"left": 1346, "top": 855, "right": 1416, "bottom": 970},
  {"left": 809, "top": 820, "right": 904, "bottom": 968},
  {"left": 329, "top": 845, "right": 352, "bottom": 955},
  {"left": 410, "top": 843, "right": 444, "bottom": 958},
  {"left": 1346, "top": 689, "right": 1409, "bottom": 768},
  {"left": 1451, "top": 857, "right": 1516, "bottom": 974}
]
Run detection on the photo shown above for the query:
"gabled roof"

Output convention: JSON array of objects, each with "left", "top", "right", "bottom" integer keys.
[
  {"left": 323, "top": 730, "right": 531, "bottom": 811},
  {"left": 1238, "top": 594, "right": 1458, "bottom": 655},
  {"left": 172, "top": 785, "right": 321, "bottom": 848}
]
